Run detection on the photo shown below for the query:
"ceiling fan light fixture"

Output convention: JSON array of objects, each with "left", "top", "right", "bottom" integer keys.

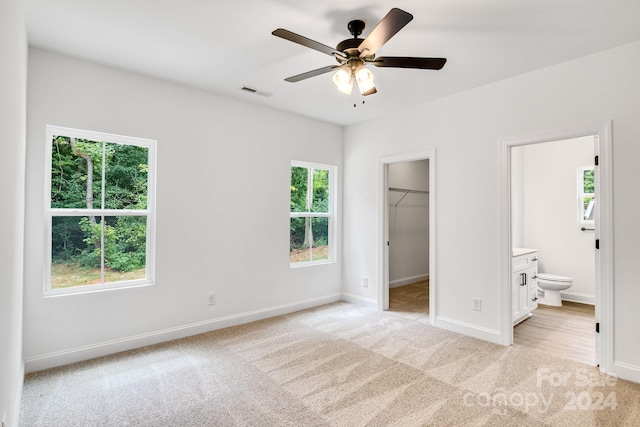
[
  {"left": 361, "top": 85, "right": 377, "bottom": 96},
  {"left": 332, "top": 67, "right": 354, "bottom": 95},
  {"left": 354, "top": 64, "right": 375, "bottom": 95}
]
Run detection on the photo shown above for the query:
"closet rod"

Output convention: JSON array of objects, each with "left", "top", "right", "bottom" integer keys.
[
  {"left": 388, "top": 187, "right": 429, "bottom": 195},
  {"left": 389, "top": 187, "right": 429, "bottom": 207}
]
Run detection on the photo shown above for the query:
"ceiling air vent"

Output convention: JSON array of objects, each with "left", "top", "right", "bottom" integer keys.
[{"left": 241, "top": 86, "right": 273, "bottom": 98}]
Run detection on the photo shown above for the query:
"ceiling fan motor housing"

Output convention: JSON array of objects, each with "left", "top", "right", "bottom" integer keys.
[
  {"left": 336, "top": 20, "right": 372, "bottom": 62},
  {"left": 336, "top": 38, "right": 363, "bottom": 57},
  {"left": 347, "top": 19, "right": 365, "bottom": 37}
]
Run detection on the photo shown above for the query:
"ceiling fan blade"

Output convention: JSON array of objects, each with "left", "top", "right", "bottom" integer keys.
[
  {"left": 284, "top": 65, "right": 340, "bottom": 83},
  {"left": 358, "top": 8, "right": 413, "bottom": 58},
  {"left": 272, "top": 29, "right": 347, "bottom": 59},
  {"left": 371, "top": 57, "right": 447, "bottom": 70}
]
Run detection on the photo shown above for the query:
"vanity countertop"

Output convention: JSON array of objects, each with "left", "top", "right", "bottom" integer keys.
[{"left": 513, "top": 248, "right": 538, "bottom": 257}]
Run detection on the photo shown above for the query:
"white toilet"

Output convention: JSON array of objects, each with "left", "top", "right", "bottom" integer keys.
[{"left": 536, "top": 273, "right": 573, "bottom": 306}]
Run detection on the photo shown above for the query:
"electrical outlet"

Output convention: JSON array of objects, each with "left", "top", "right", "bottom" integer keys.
[
  {"left": 208, "top": 293, "right": 216, "bottom": 306},
  {"left": 363, "top": 277, "right": 369, "bottom": 288},
  {"left": 473, "top": 298, "right": 482, "bottom": 311}
]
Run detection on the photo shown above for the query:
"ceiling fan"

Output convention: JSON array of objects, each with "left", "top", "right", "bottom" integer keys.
[{"left": 272, "top": 8, "right": 446, "bottom": 96}]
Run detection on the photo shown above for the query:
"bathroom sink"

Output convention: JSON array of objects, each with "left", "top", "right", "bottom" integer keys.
[{"left": 513, "top": 248, "right": 538, "bottom": 257}]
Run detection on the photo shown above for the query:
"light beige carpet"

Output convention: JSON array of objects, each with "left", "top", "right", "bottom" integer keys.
[{"left": 20, "top": 302, "right": 640, "bottom": 426}]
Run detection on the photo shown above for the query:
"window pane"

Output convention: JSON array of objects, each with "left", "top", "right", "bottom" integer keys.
[
  {"left": 579, "top": 167, "right": 595, "bottom": 223},
  {"left": 583, "top": 169, "right": 594, "bottom": 193},
  {"left": 289, "top": 216, "right": 329, "bottom": 263},
  {"left": 103, "top": 216, "right": 147, "bottom": 282},
  {"left": 104, "top": 143, "right": 149, "bottom": 210},
  {"left": 310, "top": 217, "right": 329, "bottom": 261},
  {"left": 51, "top": 215, "right": 147, "bottom": 288},
  {"left": 290, "top": 166, "right": 308, "bottom": 212},
  {"left": 290, "top": 217, "right": 310, "bottom": 262},
  {"left": 311, "top": 169, "right": 329, "bottom": 213},
  {"left": 583, "top": 196, "right": 595, "bottom": 221},
  {"left": 51, "top": 216, "right": 103, "bottom": 289},
  {"left": 51, "top": 136, "right": 102, "bottom": 209}
]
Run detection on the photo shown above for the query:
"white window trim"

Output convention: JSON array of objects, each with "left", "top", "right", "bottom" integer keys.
[
  {"left": 577, "top": 165, "right": 595, "bottom": 225},
  {"left": 290, "top": 160, "right": 336, "bottom": 267},
  {"left": 44, "top": 125, "right": 157, "bottom": 296}
]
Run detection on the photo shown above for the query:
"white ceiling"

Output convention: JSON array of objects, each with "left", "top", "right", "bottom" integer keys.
[{"left": 23, "top": 1, "right": 640, "bottom": 126}]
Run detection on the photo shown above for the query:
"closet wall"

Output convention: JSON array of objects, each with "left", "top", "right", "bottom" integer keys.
[{"left": 388, "top": 160, "right": 429, "bottom": 287}]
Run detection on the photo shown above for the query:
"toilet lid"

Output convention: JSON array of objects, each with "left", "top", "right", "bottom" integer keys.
[{"left": 536, "top": 273, "right": 573, "bottom": 282}]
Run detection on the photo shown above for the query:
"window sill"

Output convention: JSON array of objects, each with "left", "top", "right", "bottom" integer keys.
[
  {"left": 290, "top": 260, "right": 335, "bottom": 269},
  {"left": 43, "top": 281, "right": 154, "bottom": 297}
]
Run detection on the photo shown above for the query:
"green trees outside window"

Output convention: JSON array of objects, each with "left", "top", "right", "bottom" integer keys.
[
  {"left": 290, "top": 163, "right": 333, "bottom": 264},
  {"left": 579, "top": 166, "right": 595, "bottom": 223},
  {"left": 46, "top": 127, "right": 155, "bottom": 291}
]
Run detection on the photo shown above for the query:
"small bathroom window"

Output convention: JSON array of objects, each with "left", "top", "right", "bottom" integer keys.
[{"left": 578, "top": 166, "right": 595, "bottom": 224}]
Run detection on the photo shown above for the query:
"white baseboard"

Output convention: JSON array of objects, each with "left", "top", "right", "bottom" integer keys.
[
  {"left": 560, "top": 291, "right": 595, "bottom": 305},
  {"left": 435, "top": 316, "right": 503, "bottom": 345},
  {"left": 613, "top": 361, "right": 640, "bottom": 384},
  {"left": 341, "top": 293, "right": 377, "bottom": 309},
  {"left": 389, "top": 274, "right": 429, "bottom": 289},
  {"left": 24, "top": 293, "right": 342, "bottom": 373}
]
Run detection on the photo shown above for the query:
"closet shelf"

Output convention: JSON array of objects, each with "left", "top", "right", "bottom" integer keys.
[{"left": 389, "top": 187, "right": 429, "bottom": 207}]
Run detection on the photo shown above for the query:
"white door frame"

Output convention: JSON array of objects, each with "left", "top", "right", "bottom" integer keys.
[
  {"left": 379, "top": 150, "right": 436, "bottom": 324},
  {"left": 500, "top": 122, "right": 613, "bottom": 373}
]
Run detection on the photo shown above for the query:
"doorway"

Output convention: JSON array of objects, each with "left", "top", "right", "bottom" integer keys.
[
  {"left": 511, "top": 136, "right": 596, "bottom": 365},
  {"left": 501, "top": 124, "right": 613, "bottom": 373},
  {"left": 379, "top": 151, "right": 436, "bottom": 325}
]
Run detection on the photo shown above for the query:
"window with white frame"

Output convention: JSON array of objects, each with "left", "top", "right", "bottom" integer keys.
[
  {"left": 578, "top": 165, "right": 595, "bottom": 224},
  {"left": 45, "top": 126, "right": 156, "bottom": 294},
  {"left": 290, "top": 161, "right": 335, "bottom": 265}
]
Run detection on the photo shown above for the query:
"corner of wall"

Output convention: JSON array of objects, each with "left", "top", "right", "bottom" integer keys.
[{"left": 0, "top": 0, "right": 27, "bottom": 425}]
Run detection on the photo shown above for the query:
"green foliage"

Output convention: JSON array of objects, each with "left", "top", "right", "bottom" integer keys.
[
  {"left": 78, "top": 217, "right": 101, "bottom": 268},
  {"left": 311, "top": 169, "right": 329, "bottom": 212},
  {"left": 290, "top": 217, "right": 307, "bottom": 249},
  {"left": 106, "top": 216, "right": 147, "bottom": 272},
  {"left": 51, "top": 136, "right": 102, "bottom": 209},
  {"left": 289, "top": 166, "right": 330, "bottom": 252},
  {"left": 51, "top": 216, "right": 87, "bottom": 261},
  {"left": 583, "top": 169, "right": 594, "bottom": 193},
  {"left": 74, "top": 216, "right": 146, "bottom": 272},
  {"left": 290, "top": 166, "right": 308, "bottom": 213},
  {"left": 51, "top": 135, "right": 149, "bottom": 273},
  {"left": 105, "top": 143, "right": 149, "bottom": 209}
]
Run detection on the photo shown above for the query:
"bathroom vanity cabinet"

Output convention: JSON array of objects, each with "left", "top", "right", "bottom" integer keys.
[{"left": 512, "top": 248, "right": 539, "bottom": 325}]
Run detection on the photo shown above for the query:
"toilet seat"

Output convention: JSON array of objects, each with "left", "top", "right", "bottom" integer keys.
[
  {"left": 536, "top": 273, "right": 572, "bottom": 283},
  {"left": 536, "top": 273, "right": 573, "bottom": 306}
]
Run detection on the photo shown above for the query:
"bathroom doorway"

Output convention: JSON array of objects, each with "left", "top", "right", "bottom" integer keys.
[
  {"left": 511, "top": 136, "right": 596, "bottom": 364},
  {"left": 379, "top": 151, "right": 436, "bottom": 324},
  {"left": 501, "top": 124, "right": 613, "bottom": 372}
]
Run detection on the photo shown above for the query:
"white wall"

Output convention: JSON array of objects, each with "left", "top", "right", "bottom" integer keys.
[
  {"left": 519, "top": 137, "right": 595, "bottom": 303},
  {"left": 0, "top": 0, "right": 27, "bottom": 425},
  {"left": 343, "top": 40, "right": 640, "bottom": 381},
  {"left": 388, "top": 160, "right": 429, "bottom": 286},
  {"left": 23, "top": 49, "right": 343, "bottom": 371}
]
